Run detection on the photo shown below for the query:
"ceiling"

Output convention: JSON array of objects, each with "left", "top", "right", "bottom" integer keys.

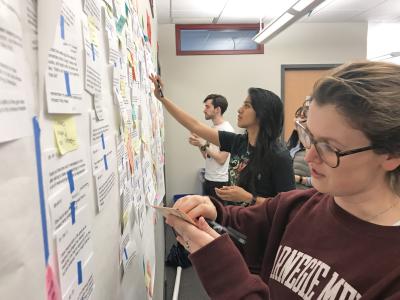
[{"left": 155, "top": 0, "right": 400, "bottom": 25}]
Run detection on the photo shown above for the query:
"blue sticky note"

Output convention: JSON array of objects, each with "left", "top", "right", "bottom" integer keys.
[
  {"left": 70, "top": 201, "right": 76, "bottom": 225},
  {"left": 60, "top": 15, "right": 65, "bottom": 40},
  {"left": 103, "top": 155, "right": 108, "bottom": 170},
  {"left": 91, "top": 43, "right": 96, "bottom": 62},
  {"left": 67, "top": 170, "right": 75, "bottom": 193},
  {"left": 64, "top": 71, "right": 71, "bottom": 96},
  {"left": 124, "top": 248, "right": 128, "bottom": 260},
  {"left": 77, "top": 261, "right": 82, "bottom": 285},
  {"left": 101, "top": 133, "right": 105, "bottom": 149}
]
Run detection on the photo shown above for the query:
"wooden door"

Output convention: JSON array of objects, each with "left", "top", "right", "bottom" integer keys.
[{"left": 283, "top": 67, "right": 334, "bottom": 140}]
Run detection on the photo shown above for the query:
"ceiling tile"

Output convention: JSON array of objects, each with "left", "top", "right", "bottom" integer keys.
[
  {"left": 172, "top": 18, "right": 214, "bottom": 24},
  {"left": 172, "top": 0, "right": 226, "bottom": 15},
  {"left": 221, "top": 0, "right": 297, "bottom": 20},
  {"left": 156, "top": 0, "right": 400, "bottom": 24}
]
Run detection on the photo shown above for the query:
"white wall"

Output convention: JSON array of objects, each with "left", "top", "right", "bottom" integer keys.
[
  {"left": 158, "top": 22, "right": 367, "bottom": 201},
  {"left": 367, "top": 22, "right": 400, "bottom": 64}
]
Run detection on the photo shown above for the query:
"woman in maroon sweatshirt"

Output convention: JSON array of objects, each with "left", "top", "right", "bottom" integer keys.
[{"left": 164, "top": 61, "right": 400, "bottom": 299}]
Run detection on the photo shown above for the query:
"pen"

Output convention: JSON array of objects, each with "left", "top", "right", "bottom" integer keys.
[
  {"left": 206, "top": 219, "right": 247, "bottom": 245},
  {"left": 157, "top": 79, "right": 164, "bottom": 98}
]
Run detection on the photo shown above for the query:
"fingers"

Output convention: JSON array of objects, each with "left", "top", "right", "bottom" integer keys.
[
  {"left": 148, "top": 74, "right": 159, "bottom": 83},
  {"left": 171, "top": 216, "right": 217, "bottom": 254},
  {"left": 215, "top": 188, "right": 227, "bottom": 199},
  {"left": 166, "top": 215, "right": 190, "bottom": 237},
  {"left": 197, "top": 217, "right": 220, "bottom": 239},
  {"left": 149, "top": 74, "right": 164, "bottom": 98},
  {"left": 174, "top": 195, "right": 217, "bottom": 221},
  {"left": 215, "top": 187, "right": 230, "bottom": 197},
  {"left": 173, "top": 195, "right": 201, "bottom": 212},
  {"left": 215, "top": 187, "right": 242, "bottom": 202},
  {"left": 186, "top": 204, "right": 208, "bottom": 220},
  {"left": 188, "top": 136, "right": 199, "bottom": 145}
]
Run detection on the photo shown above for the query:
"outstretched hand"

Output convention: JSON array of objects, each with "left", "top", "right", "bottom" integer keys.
[
  {"left": 215, "top": 185, "right": 252, "bottom": 202},
  {"left": 149, "top": 74, "right": 164, "bottom": 100}
]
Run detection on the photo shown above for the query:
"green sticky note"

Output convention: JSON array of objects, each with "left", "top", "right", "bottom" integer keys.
[{"left": 116, "top": 15, "right": 126, "bottom": 33}]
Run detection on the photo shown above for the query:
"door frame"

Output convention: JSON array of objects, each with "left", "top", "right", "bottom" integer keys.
[
  {"left": 280, "top": 63, "right": 340, "bottom": 104},
  {"left": 280, "top": 64, "right": 340, "bottom": 140}
]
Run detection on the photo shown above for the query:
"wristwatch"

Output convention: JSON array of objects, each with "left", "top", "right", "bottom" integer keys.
[
  {"left": 200, "top": 142, "right": 209, "bottom": 152},
  {"left": 249, "top": 195, "right": 257, "bottom": 206}
]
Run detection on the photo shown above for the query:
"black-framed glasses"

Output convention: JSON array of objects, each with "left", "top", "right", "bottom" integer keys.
[{"left": 295, "top": 120, "right": 374, "bottom": 168}]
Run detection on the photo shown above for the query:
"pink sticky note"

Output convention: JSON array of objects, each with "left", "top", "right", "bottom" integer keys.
[{"left": 46, "top": 266, "right": 61, "bottom": 300}]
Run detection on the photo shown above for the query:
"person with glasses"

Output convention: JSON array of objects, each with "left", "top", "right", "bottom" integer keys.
[
  {"left": 164, "top": 61, "right": 400, "bottom": 299},
  {"left": 149, "top": 75, "right": 295, "bottom": 206},
  {"left": 287, "top": 98, "right": 312, "bottom": 189}
]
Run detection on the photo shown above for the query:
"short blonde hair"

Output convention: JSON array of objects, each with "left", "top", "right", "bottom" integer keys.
[{"left": 312, "top": 61, "right": 400, "bottom": 195}]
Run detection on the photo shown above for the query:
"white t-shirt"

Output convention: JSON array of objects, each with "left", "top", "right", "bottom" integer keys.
[{"left": 205, "top": 121, "right": 235, "bottom": 182}]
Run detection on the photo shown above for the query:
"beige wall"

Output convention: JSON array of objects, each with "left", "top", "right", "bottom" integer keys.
[{"left": 158, "top": 22, "right": 367, "bottom": 201}]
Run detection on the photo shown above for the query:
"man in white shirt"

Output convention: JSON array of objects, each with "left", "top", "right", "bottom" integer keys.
[{"left": 189, "top": 94, "right": 235, "bottom": 198}]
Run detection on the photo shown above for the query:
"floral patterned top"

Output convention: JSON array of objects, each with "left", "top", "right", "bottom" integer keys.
[
  {"left": 228, "top": 146, "right": 251, "bottom": 187},
  {"left": 219, "top": 131, "right": 295, "bottom": 199}
]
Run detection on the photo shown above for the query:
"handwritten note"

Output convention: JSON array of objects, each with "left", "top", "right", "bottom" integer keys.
[{"left": 53, "top": 116, "right": 79, "bottom": 155}]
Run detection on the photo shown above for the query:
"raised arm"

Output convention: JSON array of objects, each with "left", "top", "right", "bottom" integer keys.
[{"left": 149, "top": 74, "right": 220, "bottom": 147}]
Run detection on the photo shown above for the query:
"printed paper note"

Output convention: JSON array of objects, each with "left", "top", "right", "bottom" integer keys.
[
  {"left": 47, "top": 172, "right": 90, "bottom": 234},
  {"left": 43, "top": 148, "right": 88, "bottom": 198},
  {"left": 46, "top": 1, "right": 83, "bottom": 114},
  {"left": 83, "top": 18, "right": 102, "bottom": 95},
  {"left": 54, "top": 206, "right": 93, "bottom": 297},
  {"left": 63, "top": 255, "right": 94, "bottom": 300},
  {"left": 0, "top": 1, "right": 31, "bottom": 143}
]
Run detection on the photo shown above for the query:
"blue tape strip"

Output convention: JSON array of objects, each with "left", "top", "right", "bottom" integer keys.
[
  {"left": 91, "top": 43, "right": 96, "bottom": 61},
  {"left": 67, "top": 170, "right": 75, "bottom": 193},
  {"left": 103, "top": 155, "right": 108, "bottom": 170},
  {"left": 33, "top": 117, "right": 50, "bottom": 265},
  {"left": 77, "top": 261, "right": 82, "bottom": 285},
  {"left": 124, "top": 248, "right": 128, "bottom": 260},
  {"left": 60, "top": 15, "right": 65, "bottom": 40},
  {"left": 101, "top": 133, "right": 105, "bottom": 149},
  {"left": 64, "top": 71, "right": 71, "bottom": 96},
  {"left": 70, "top": 201, "right": 76, "bottom": 225}
]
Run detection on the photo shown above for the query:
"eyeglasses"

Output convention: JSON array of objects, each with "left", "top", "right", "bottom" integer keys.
[
  {"left": 295, "top": 120, "right": 374, "bottom": 168},
  {"left": 295, "top": 99, "right": 311, "bottom": 120}
]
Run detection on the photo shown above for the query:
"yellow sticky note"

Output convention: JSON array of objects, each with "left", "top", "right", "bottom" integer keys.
[
  {"left": 127, "top": 52, "right": 133, "bottom": 65},
  {"left": 53, "top": 116, "right": 79, "bottom": 155},
  {"left": 120, "top": 79, "right": 126, "bottom": 98},
  {"left": 88, "top": 17, "right": 99, "bottom": 46}
]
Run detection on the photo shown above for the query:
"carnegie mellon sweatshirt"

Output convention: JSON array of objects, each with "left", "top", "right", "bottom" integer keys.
[{"left": 189, "top": 189, "right": 400, "bottom": 299}]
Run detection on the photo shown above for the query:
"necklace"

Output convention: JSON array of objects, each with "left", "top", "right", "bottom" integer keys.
[{"left": 365, "top": 198, "right": 400, "bottom": 222}]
